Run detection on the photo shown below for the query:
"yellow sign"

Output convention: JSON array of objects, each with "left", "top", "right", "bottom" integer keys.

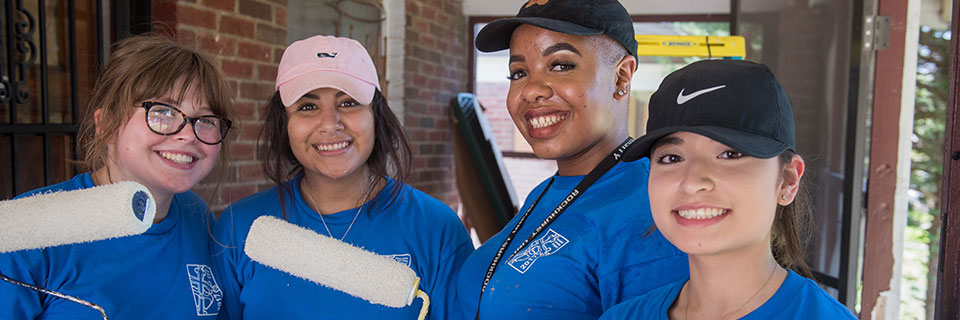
[{"left": 635, "top": 35, "right": 746, "bottom": 58}]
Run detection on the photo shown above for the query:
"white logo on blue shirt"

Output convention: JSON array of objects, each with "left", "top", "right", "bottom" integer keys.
[
  {"left": 507, "top": 229, "right": 569, "bottom": 274},
  {"left": 386, "top": 254, "right": 412, "bottom": 267},
  {"left": 186, "top": 264, "right": 223, "bottom": 316}
]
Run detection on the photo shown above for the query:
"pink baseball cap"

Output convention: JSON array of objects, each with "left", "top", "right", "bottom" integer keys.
[{"left": 276, "top": 35, "right": 380, "bottom": 106}]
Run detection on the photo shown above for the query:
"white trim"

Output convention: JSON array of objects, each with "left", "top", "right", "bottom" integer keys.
[{"left": 384, "top": 0, "right": 405, "bottom": 123}]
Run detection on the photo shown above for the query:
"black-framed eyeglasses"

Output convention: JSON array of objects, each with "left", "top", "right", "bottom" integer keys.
[{"left": 140, "top": 101, "right": 232, "bottom": 145}]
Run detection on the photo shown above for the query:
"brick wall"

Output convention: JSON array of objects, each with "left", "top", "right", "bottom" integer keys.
[
  {"left": 403, "top": 0, "right": 469, "bottom": 207},
  {"left": 153, "top": 0, "right": 287, "bottom": 211},
  {"left": 476, "top": 82, "right": 514, "bottom": 152},
  {"left": 152, "top": 0, "right": 468, "bottom": 211}
]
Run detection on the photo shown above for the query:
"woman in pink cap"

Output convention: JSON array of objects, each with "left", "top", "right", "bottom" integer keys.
[{"left": 212, "top": 35, "right": 473, "bottom": 319}]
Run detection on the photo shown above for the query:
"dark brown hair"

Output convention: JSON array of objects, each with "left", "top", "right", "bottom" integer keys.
[
  {"left": 772, "top": 150, "right": 814, "bottom": 279},
  {"left": 259, "top": 89, "right": 411, "bottom": 217},
  {"left": 78, "top": 34, "right": 233, "bottom": 178}
]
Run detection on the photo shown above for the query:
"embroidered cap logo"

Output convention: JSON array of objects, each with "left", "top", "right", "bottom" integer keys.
[
  {"left": 317, "top": 52, "right": 338, "bottom": 59},
  {"left": 676, "top": 85, "right": 726, "bottom": 105},
  {"left": 524, "top": 0, "right": 549, "bottom": 8}
]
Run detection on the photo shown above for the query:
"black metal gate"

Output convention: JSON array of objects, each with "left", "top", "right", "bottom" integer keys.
[{"left": 0, "top": 0, "right": 151, "bottom": 199}]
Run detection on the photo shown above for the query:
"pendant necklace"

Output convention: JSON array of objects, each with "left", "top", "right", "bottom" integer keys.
[{"left": 303, "top": 181, "right": 363, "bottom": 241}]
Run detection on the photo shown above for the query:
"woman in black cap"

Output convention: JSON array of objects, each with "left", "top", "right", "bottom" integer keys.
[
  {"left": 453, "top": 0, "right": 687, "bottom": 319},
  {"left": 600, "top": 60, "right": 857, "bottom": 319}
]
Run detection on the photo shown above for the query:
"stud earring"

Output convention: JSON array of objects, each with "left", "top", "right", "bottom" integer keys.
[
  {"left": 781, "top": 194, "right": 789, "bottom": 201},
  {"left": 617, "top": 90, "right": 626, "bottom": 96}
]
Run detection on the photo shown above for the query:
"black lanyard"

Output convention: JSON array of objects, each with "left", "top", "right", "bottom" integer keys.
[{"left": 475, "top": 138, "right": 635, "bottom": 319}]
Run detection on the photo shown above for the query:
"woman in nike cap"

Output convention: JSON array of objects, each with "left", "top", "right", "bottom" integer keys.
[{"left": 601, "top": 59, "right": 858, "bottom": 319}]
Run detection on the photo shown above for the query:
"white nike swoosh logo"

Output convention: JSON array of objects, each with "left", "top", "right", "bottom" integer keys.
[{"left": 676, "top": 85, "right": 727, "bottom": 105}]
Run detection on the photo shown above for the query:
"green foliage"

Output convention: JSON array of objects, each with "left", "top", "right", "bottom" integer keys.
[{"left": 903, "top": 26, "right": 951, "bottom": 320}]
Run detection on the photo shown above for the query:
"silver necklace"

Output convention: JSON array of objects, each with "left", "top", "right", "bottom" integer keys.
[
  {"left": 684, "top": 267, "right": 780, "bottom": 320},
  {"left": 303, "top": 182, "right": 363, "bottom": 241}
]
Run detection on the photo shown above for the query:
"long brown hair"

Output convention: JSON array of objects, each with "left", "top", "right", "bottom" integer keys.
[
  {"left": 772, "top": 150, "right": 814, "bottom": 279},
  {"left": 78, "top": 35, "right": 233, "bottom": 182},
  {"left": 259, "top": 89, "right": 411, "bottom": 217}
]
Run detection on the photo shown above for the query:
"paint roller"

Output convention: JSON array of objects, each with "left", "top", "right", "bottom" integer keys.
[
  {"left": 0, "top": 181, "right": 157, "bottom": 320},
  {"left": 244, "top": 215, "right": 430, "bottom": 320},
  {"left": 0, "top": 181, "right": 156, "bottom": 253}
]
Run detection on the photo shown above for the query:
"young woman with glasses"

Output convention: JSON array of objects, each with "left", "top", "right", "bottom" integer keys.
[{"left": 0, "top": 35, "right": 234, "bottom": 318}]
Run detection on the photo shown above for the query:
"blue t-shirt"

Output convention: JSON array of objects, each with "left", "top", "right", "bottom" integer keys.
[
  {"left": 0, "top": 173, "right": 224, "bottom": 319},
  {"left": 599, "top": 269, "right": 859, "bottom": 319},
  {"left": 453, "top": 158, "right": 688, "bottom": 320},
  {"left": 212, "top": 176, "right": 473, "bottom": 320}
]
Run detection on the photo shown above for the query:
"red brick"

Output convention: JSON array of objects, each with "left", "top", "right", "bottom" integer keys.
[
  {"left": 422, "top": 6, "right": 437, "bottom": 20},
  {"left": 406, "top": 1, "right": 420, "bottom": 16},
  {"left": 220, "top": 16, "right": 255, "bottom": 38},
  {"left": 257, "top": 64, "right": 278, "bottom": 82},
  {"left": 198, "top": 33, "right": 237, "bottom": 56},
  {"left": 239, "top": 122, "right": 264, "bottom": 140},
  {"left": 239, "top": 82, "right": 275, "bottom": 100},
  {"left": 418, "top": 91, "right": 435, "bottom": 102},
  {"left": 239, "top": 164, "right": 265, "bottom": 181},
  {"left": 239, "top": 0, "right": 272, "bottom": 21},
  {"left": 420, "top": 63, "right": 436, "bottom": 75},
  {"left": 178, "top": 5, "right": 217, "bottom": 30},
  {"left": 231, "top": 142, "right": 256, "bottom": 160},
  {"left": 412, "top": 75, "right": 427, "bottom": 87},
  {"left": 201, "top": 0, "right": 235, "bottom": 11},
  {"left": 275, "top": 7, "right": 287, "bottom": 26},
  {"left": 222, "top": 60, "right": 254, "bottom": 79},
  {"left": 434, "top": 119, "right": 448, "bottom": 131},
  {"left": 176, "top": 28, "right": 197, "bottom": 47},
  {"left": 233, "top": 101, "right": 258, "bottom": 121},
  {"left": 413, "top": 20, "right": 429, "bottom": 33},
  {"left": 226, "top": 80, "right": 240, "bottom": 97},
  {"left": 428, "top": 23, "right": 445, "bottom": 38},
  {"left": 238, "top": 41, "right": 272, "bottom": 62},
  {"left": 413, "top": 158, "right": 427, "bottom": 168},
  {"left": 427, "top": 78, "right": 441, "bottom": 89},
  {"left": 256, "top": 23, "right": 286, "bottom": 45},
  {"left": 420, "top": 34, "right": 436, "bottom": 50},
  {"left": 221, "top": 185, "right": 258, "bottom": 204},
  {"left": 273, "top": 48, "right": 285, "bottom": 63},
  {"left": 153, "top": 1, "right": 178, "bottom": 27}
]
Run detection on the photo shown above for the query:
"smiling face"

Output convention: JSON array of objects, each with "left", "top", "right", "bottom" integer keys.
[
  {"left": 105, "top": 82, "right": 221, "bottom": 196},
  {"left": 648, "top": 131, "right": 789, "bottom": 257},
  {"left": 286, "top": 87, "right": 375, "bottom": 183},
  {"left": 506, "top": 24, "right": 633, "bottom": 174}
]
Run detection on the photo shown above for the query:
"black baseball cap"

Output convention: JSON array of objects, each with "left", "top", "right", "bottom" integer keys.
[
  {"left": 622, "top": 59, "right": 796, "bottom": 161},
  {"left": 474, "top": 0, "right": 638, "bottom": 62}
]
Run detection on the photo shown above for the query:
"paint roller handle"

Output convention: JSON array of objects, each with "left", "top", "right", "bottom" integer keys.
[
  {"left": 416, "top": 289, "right": 429, "bottom": 320},
  {"left": 0, "top": 269, "right": 109, "bottom": 320}
]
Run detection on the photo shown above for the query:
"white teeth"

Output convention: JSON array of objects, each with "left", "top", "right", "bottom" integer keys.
[
  {"left": 528, "top": 114, "right": 565, "bottom": 129},
  {"left": 677, "top": 208, "right": 726, "bottom": 220},
  {"left": 159, "top": 151, "right": 194, "bottom": 164},
  {"left": 316, "top": 142, "right": 349, "bottom": 152}
]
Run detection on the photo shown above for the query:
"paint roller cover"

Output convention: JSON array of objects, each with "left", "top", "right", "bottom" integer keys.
[
  {"left": 0, "top": 181, "right": 157, "bottom": 253},
  {"left": 244, "top": 215, "right": 419, "bottom": 308}
]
